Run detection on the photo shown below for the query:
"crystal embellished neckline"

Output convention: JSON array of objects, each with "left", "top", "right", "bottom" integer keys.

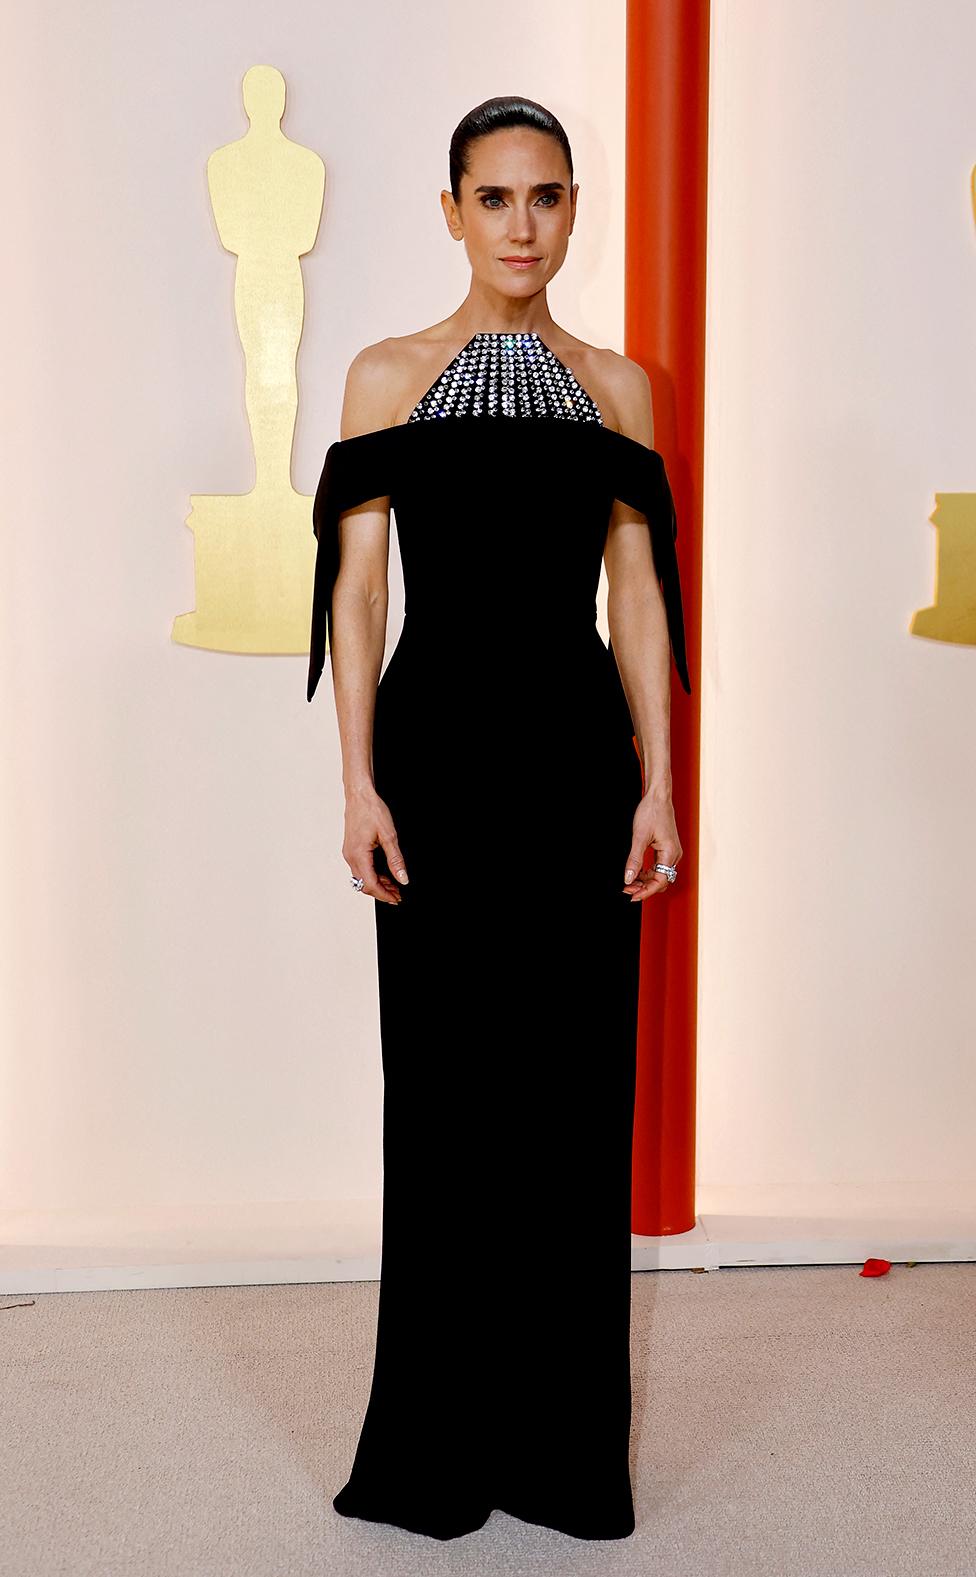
[{"left": 407, "top": 329, "right": 604, "bottom": 425}]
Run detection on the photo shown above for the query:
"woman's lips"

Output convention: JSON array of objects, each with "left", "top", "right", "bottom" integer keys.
[{"left": 500, "top": 257, "right": 541, "bottom": 269}]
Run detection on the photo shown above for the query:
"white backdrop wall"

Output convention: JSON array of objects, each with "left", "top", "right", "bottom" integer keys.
[
  {"left": 2, "top": 0, "right": 974, "bottom": 1245},
  {"left": 697, "top": 0, "right": 976, "bottom": 1209}
]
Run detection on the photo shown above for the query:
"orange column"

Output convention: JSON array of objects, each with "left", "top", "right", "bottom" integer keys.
[{"left": 626, "top": 0, "right": 709, "bottom": 1235}]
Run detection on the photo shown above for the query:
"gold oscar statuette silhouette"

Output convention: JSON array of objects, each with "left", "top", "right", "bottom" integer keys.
[
  {"left": 909, "top": 162, "right": 976, "bottom": 651},
  {"left": 172, "top": 65, "right": 325, "bottom": 654}
]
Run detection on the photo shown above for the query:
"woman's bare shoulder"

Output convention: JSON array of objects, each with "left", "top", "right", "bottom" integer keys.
[
  {"left": 340, "top": 325, "right": 462, "bottom": 435},
  {"left": 601, "top": 348, "right": 654, "bottom": 444},
  {"left": 338, "top": 337, "right": 402, "bottom": 438},
  {"left": 555, "top": 333, "right": 654, "bottom": 443}
]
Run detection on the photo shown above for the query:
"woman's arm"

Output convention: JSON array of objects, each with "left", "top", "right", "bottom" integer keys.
[
  {"left": 330, "top": 343, "right": 410, "bottom": 904},
  {"left": 603, "top": 360, "right": 684, "bottom": 899}
]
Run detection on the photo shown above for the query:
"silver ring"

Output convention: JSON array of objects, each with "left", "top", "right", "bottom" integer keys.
[
  {"left": 349, "top": 876, "right": 365, "bottom": 892},
  {"left": 653, "top": 862, "right": 678, "bottom": 885}
]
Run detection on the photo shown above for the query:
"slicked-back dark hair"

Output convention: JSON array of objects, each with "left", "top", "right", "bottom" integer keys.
[{"left": 448, "top": 95, "right": 574, "bottom": 203}]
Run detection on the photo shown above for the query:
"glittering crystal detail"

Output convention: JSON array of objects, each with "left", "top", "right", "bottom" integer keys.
[{"left": 407, "top": 330, "right": 604, "bottom": 425}]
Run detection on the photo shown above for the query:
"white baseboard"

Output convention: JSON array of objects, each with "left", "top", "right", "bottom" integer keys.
[{"left": 2, "top": 1185, "right": 973, "bottom": 1295}]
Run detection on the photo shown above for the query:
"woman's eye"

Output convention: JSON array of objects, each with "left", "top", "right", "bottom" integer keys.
[{"left": 478, "top": 193, "right": 560, "bottom": 210}]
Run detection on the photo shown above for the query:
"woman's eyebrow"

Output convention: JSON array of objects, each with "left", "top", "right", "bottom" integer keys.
[{"left": 473, "top": 181, "right": 566, "bottom": 196}]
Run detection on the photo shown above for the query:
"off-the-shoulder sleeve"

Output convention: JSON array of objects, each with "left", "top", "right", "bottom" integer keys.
[
  {"left": 307, "top": 429, "right": 401, "bottom": 702},
  {"left": 601, "top": 429, "right": 692, "bottom": 696}
]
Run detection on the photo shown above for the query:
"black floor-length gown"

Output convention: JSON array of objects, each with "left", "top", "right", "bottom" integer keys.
[{"left": 307, "top": 330, "right": 690, "bottom": 1542}]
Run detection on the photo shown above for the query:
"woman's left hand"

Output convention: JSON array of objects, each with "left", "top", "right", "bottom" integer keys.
[{"left": 622, "top": 788, "right": 683, "bottom": 901}]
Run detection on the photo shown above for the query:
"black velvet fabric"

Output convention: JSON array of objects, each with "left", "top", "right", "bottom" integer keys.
[{"left": 307, "top": 388, "right": 690, "bottom": 1542}]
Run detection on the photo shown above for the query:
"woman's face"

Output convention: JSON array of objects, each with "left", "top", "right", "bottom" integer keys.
[{"left": 443, "top": 127, "right": 578, "bottom": 298}]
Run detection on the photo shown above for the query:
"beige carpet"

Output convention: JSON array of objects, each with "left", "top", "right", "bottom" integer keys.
[{"left": 3, "top": 1262, "right": 973, "bottom": 1576}]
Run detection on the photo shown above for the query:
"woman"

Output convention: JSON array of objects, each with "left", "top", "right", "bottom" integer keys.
[{"left": 308, "top": 95, "right": 691, "bottom": 1543}]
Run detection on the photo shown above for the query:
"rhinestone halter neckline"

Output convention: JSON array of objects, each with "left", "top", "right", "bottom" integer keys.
[{"left": 407, "top": 329, "right": 604, "bottom": 425}]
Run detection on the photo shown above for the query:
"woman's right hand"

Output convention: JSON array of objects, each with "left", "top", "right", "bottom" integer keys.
[{"left": 342, "top": 786, "right": 410, "bottom": 905}]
